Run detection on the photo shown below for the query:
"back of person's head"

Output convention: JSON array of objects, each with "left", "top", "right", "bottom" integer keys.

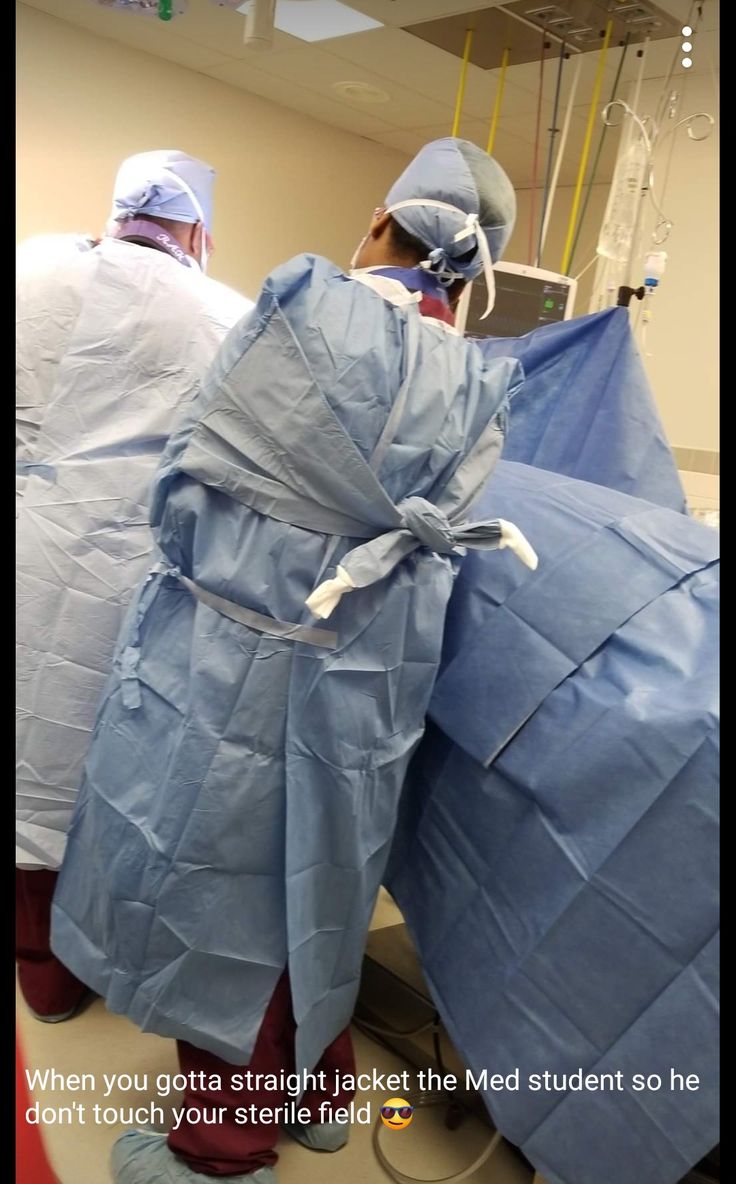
[
  {"left": 356, "top": 138, "right": 516, "bottom": 315},
  {"left": 385, "top": 137, "right": 516, "bottom": 275},
  {"left": 110, "top": 150, "right": 215, "bottom": 230}
]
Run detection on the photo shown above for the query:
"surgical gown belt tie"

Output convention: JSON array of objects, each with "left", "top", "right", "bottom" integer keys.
[
  {"left": 118, "top": 561, "right": 339, "bottom": 712},
  {"left": 305, "top": 499, "right": 535, "bottom": 621},
  {"left": 399, "top": 495, "right": 480, "bottom": 553},
  {"left": 118, "top": 562, "right": 340, "bottom": 710},
  {"left": 173, "top": 498, "right": 473, "bottom": 648},
  {"left": 178, "top": 576, "right": 338, "bottom": 650}
]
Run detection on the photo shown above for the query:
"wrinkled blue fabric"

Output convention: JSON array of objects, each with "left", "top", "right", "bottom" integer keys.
[
  {"left": 477, "top": 307, "right": 686, "bottom": 512},
  {"left": 16, "top": 237, "right": 251, "bottom": 869},
  {"left": 386, "top": 461, "right": 719, "bottom": 1184},
  {"left": 51, "top": 254, "right": 520, "bottom": 1075}
]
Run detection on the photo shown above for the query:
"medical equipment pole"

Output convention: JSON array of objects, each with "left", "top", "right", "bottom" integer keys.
[
  {"left": 567, "top": 36, "right": 630, "bottom": 275},
  {"left": 538, "top": 53, "right": 581, "bottom": 263},
  {"left": 487, "top": 47, "right": 510, "bottom": 155},
  {"left": 623, "top": 30, "right": 675, "bottom": 292},
  {"left": 561, "top": 20, "right": 613, "bottom": 275},
  {"left": 653, "top": 2, "right": 696, "bottom": 130},
  {"left": 588, "top": 36, "right": 649, "bottom": 310},
  {"left": 536, "top": 42, "right": 566, "bottom": 267},
  {"left": 452, "top": 29, "right": 475, "bottom": 137},
  {"left": 628, "top": 36, "right": 650, "bottom": 147},
  {"left": 622, "top": 149, "right": 652, "bottom": 291},
  {"left": 528, "top": 36, "right": 548, "bottom": 264},
  {"left": 616, "top": 37, "right": 648, "bottom": 291}
]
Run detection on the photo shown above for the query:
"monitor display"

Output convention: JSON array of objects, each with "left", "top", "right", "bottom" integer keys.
[{"left": 463, "top": 268, "right": 574, "bottom": 339}]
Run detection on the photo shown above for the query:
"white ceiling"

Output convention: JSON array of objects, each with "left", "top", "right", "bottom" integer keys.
[{"left": 18, "top": 0, "right": 719, "bottom": 186}]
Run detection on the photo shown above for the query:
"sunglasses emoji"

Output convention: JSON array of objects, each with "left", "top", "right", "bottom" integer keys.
[{"left": 380, "top": 1098, "right": 414, "bottom": 1130}]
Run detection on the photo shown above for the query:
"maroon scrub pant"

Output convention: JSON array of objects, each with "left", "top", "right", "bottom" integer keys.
[
  {"left": 170, "top": 973, "right": 356, "bottom": 1175},
  {"left": 16, "top": 868, "right": 356, "bottom": 1176},
  {"left": 15, "top": 869, "right": 88, "bottom": 1017}
]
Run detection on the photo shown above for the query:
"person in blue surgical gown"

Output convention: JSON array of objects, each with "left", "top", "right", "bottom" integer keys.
[
  {"left": 50, "top": 138, "right": 535, "bottom": 1183},
  {"left": 16, "top": 150, "right": 253, "bottom": 1023}
]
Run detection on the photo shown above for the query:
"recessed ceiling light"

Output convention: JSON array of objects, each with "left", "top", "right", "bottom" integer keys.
[
  {"left": 333, "top": 80, "right": 390, "bottom": 103},
  {"left": 681, "top": 56, "right": 693, "bottom": 68},
  {"left": 682, "top": 25, "right": 693, "bottom": 36}
]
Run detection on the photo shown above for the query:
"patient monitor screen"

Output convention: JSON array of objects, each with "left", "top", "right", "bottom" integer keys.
[{"left": 464, "top": 270, "right": 572, "bottom": 339}]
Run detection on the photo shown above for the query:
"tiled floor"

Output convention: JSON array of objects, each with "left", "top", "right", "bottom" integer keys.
[
  {"left": 18, "top": 990, "right": 534, "bottom": 1184},
  {"left": 18, "top": 896, "right": 535, "bottom": 1184}
]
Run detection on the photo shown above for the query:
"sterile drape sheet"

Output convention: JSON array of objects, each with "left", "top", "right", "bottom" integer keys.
[
  {"left": 479, "top": 307, "right": 687, "bottom": 512},
  {"left": 387, "top": 461, "right": 719, "bottom": 1184}
]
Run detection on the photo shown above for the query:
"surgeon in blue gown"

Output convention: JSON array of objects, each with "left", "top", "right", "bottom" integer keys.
[{"left": 51, "top": 139, "right": 536, "bottom": 1183}]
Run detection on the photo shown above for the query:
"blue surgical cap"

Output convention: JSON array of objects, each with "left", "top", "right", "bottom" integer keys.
[
  {"left": 111, "top": 150, "right": 215, "bottom": 230},
  {"left": 384, "top": 138, "right": 516, "bottom": 278}
]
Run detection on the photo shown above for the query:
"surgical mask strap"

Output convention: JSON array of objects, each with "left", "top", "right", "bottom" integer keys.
[
  {"left": 349, "top": 234, "right": 369, "bottom": 271},
  {"left": 384, "top": 198, "right": 496, "bottom": 319},
  {"left": 159, "top": 168, "right": 209, "bottom": 273}
]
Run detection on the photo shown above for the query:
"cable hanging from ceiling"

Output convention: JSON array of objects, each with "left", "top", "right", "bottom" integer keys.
[
  {"left": 567, "top": 32, "right": 631, "bottom": 276},
  {"left": 536, "top": 39, "right": 566, "bottom": 268},
  {"left": 537, "top": 50, "right": 581, "bottom": 266},
  {"left": 561, "top": 18, "right": 613, "bottom": 275},
  {"left": 527, "top": 32, "right": 548, "bottom": 264}
]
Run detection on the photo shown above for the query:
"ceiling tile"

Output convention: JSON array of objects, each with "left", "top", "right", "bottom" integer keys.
[
  {"left": 19, "top": 0, "right": 718, "bottom": 155},
  {"left": 20, "top": 0, "right": 302, "bottom": 57},
  {"left": 366, "top": 116, "right": 535, "bottom": 180},
  {"left": 168, "top": 0, "right": 304, "bottom": 56},
  {"left": 205, "top": 57, "right": 398, "bottom": 134},
  {"left": 249, "top": 44, "right": 456, "bottom": 127},
  {"left": 321, "top": 24, "right": 464, "bottom": 91},
  {"left": 321, "top": 26, "right": 563, "bottom": 122},
  {"left": 368, "top": 127, "right": 428, "bottom": 155},
  {"left": 21, "top": 0, "right": 236, "bottom": 67}
]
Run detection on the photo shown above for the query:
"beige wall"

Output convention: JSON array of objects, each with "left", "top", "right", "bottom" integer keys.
[
  {"left": 18, "top": 4, "right": 718, "bottom": 456},
  {"left": 15, "top": 4, "right": 607, "bottom": 356},
  {"left": 631, "top": 73, "right": 719, "bottom": 454},
  {"left": 504, "top": 183, "right": 610, "bottom": 312},
  {"left": 16, "top": 3, "right": 407, "bottom": 299},
  {"left": 499, "top": 74, "right": 719, "bottom": 459},
  {"left": 507, "top": 94, "right": 719, "bottom": 459}
]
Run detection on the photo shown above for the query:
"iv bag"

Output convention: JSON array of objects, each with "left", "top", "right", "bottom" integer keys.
[{"left": 596, "top": 135, "right": 648, "bottom": 264}]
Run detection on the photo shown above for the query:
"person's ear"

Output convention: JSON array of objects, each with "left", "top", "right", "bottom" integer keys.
[
  {"left": 190, "top": 222, "right": 203, "bottom": 261},
  {"left": 368, "top": 209, "right": 392, "bottom": 240}
]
